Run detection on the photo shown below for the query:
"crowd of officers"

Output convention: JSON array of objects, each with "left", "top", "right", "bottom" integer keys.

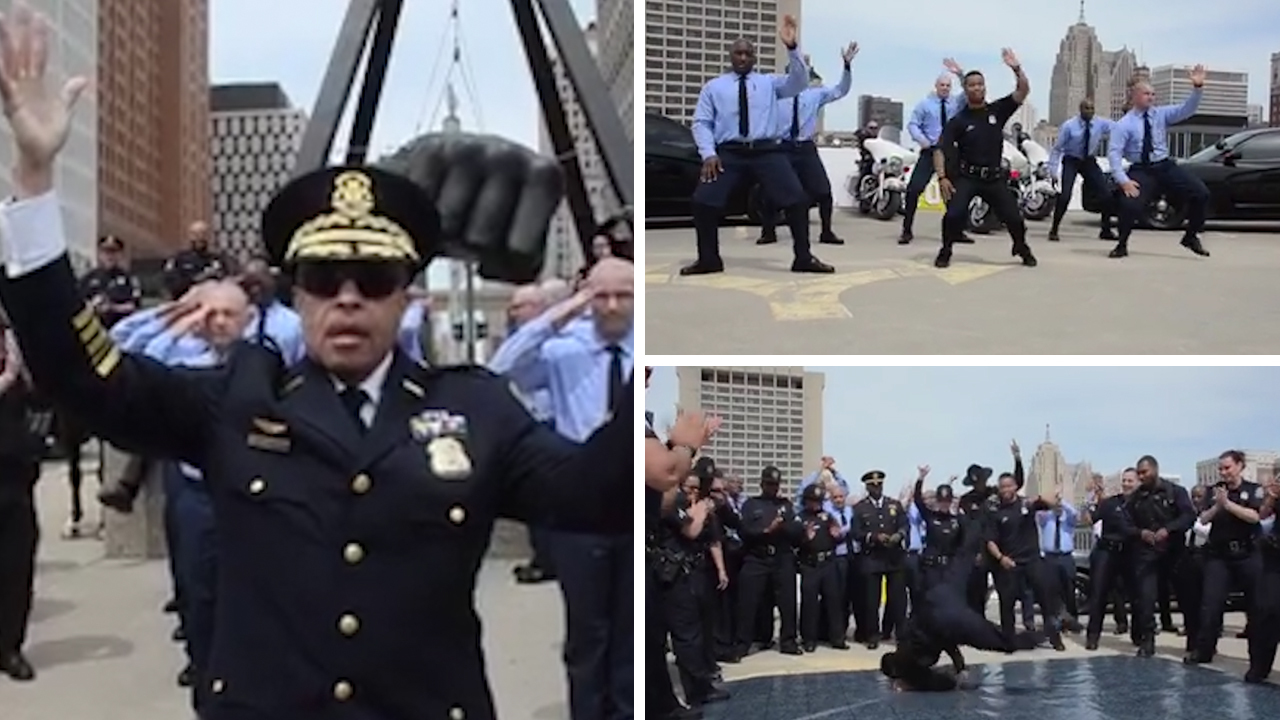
[{"left": 647, "top": 444, "right": 1280, "bottom": 713}]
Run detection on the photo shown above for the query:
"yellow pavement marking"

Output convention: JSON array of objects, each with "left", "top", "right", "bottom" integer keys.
[{"left": 933, "top": 263, "right": 1017, "bottom": 285}]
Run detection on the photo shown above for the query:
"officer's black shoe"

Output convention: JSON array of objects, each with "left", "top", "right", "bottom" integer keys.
[
  {"left": 955, "top": 233, "right": 976, "bottom": 244},
  {"left": 718, "top": 652, "right": 742, "bottom": 664},
  {"left": 0, "top": 652, "right": 34, "bottom": 681},
  {"left": 898, "top": 230, "right": 913, "bottom": 244},
  {"left": 1050, "top": 638, "right": 1066, "bottom": 652},
  {"left": 756, "top": 234, "right": 778, "bottom": 245},
  {"left": 1064, "top": 618, "right": 1083, "bottom": 634},
  {"left": 1085, "top": 637, "right": 1100, "bottom": 651},
  {"left": 802, "top": 642, "right": 817, "bottom": 653},
  {"left": 163, "top": 598, "right": 180, "bottom": 614},
  {"left": 1108, "top": 243, "right": 1128, "bottom": 258},
  {"left": 1186, "top": 651, "right": 1213, "bottom": 664},
  {"left": 1047, "top": 230, "right": 1061, "bottom": 242},
  {"left": 696, "top": 686, "right": 731, "bottom": 704},
  {"left": 818, "top": 232, "right": 845, "bottom": 245},
  {"left": 98, "top": 485, "right": 136, "bottom": 514},
  {"left": 1099, "top": 229, "right": 1117, "bottom": 240},
  {"left": 1180, "top": 235, "right": 1209, "bottom": 257},
  {"left": 1013, "top": 246, "right": 1037, "bottom": 267},
  {"left": 1115, "top": 624, "right": 1129, "bottom": 635},
  {"left": 172, "top": 626, "right": 186, "bottom": 642},
  {"left": 779, "top": 644, "right": 803, "bottom": 656},
  {"left": 866, "top": 640, "right": 879, "bottom": 650},
  {"left": 661, "top": 707, "right": 704, "bottom": 720},
  {"left": 679, "top": 261, "right": 725, "bottom": 276},
  {"left": 934, "top": 249, "right": 952, "bottom": 268},
  {"left": 1244, "top": 670, "right": 1268, "bottom": 684},
  {"left": 1136, "top": 643, "right": 1155, "bottom": 658},
  {"left": 176, "top": 664, "right": 195, "bottom": 687},
  {"left": 831, "top": 641, "right": 850, "bottom": 650},
  {"left": 791, "top": 256, "right": 835, "bottom": 274}
]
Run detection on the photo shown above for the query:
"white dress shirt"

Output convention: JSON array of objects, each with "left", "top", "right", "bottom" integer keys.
[{"left": 331, "top": 351, "right": 394, "bottom": 428}]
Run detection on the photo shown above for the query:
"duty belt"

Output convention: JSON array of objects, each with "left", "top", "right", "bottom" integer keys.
[
  {"left": 959, "top": 160, "right": 1005, "bottom": 180},
  {"left": 1097, "top": 539, "right": 1124, "bottom": 552},
  {"left": 921, "top": 554, "right": 952, "bottom": 567},
  {"left": 749, "top": 544, "right": 780, "bottom": 558},
  {"left": 1211, "top": 540, "right": 1252, "bottom": 557},
  {"left": 801, "top": 550, "right": 833, "bottom": 566},
  {"left": 718, "top": 139, "right": 781, "bottom": 152}
]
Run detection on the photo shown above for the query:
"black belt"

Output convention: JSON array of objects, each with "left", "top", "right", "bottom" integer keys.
[
  {"left": 718, "top": 139, "right": 781, "bottom": 152},
  {"left": 959, "top": 160, "right": 1005, "bottom": 180},
  {"left": 1210, "top": 540, "right": 1253, "bottom": 557},
  {"left": 1047, "top": 550, "right": 1073, "bottom": 557},
  {"left": 801, "top": 550, "right": 834, "bottom": 566},
  {"left": 749, "top": 545, "right": 780, "bottom": 558},
  {"left": 921, "top": 554, "right": 952, "bottom": 567},
  {"left": 1097, "top": 539, "right": 1124, "bottom": 552},
  {"left": 781, "top": 139, "right": 816, "bottom": 148},
  {"left": 1127, "top": 158, "right": 1173, "bottom": 170}
]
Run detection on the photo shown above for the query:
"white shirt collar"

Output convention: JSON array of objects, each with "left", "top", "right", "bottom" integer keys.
[{"left": 331, "top": 351, "right": 395, "bottom": 411}]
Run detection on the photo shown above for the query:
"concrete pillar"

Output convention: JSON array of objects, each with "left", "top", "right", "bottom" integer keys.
[{"left": 101, "top": 446, "right": 168, "bottom": 560}]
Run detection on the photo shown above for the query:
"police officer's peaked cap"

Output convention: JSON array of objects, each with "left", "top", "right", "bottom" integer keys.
[
  {"left": 261, "top": 165, "right": 441, "bottom": 272},
  {"left": 861, "top": 470, "right": 886, "bottom": 484},
  {"left": 963, "top": 464, "right": 994, "bottom": 487},
  {"left": 936, "top": 484, "right": 955, "bottom": 501},
  {"left": 693, "top": 456, "right": 717, "bottom": 479},
  {"left": 802, "top": 483, "right": 825, "bottom": 502},
  {"left": 761, "top": 465, "right": 782, "bottom": 484}
]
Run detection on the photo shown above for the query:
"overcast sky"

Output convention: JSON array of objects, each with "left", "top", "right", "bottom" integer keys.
[
  {"left": 646, "top": 366, "right": 1280, "bottom": 494},
  {"left": 210, "top": 0, "right": 596, "bottom": 157},
  {"left": 780, "top": 0, "right": 1278, "bottom": 132}
]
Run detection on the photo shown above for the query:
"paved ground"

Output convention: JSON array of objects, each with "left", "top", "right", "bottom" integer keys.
[
  {"left": 645, "top": 210, "right": 1280, "bottom": 354},
  {"left": 1, "top": 461, "right": 570, "bottom": 720}
]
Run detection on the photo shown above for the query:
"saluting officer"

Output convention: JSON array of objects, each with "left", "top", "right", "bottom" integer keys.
[
  {"left": 1188, "top": 450, "right": 1263, "bottom": 665},
  {"left": 852, "top": 470, "right": 907, "bottom": 650},
  {"left": 731, "top": 465, "right": 803, "bottom": 658},
  {"left": 756, "top": 44, "right": 857, "bottom": 248},
  {"left": 78, "top": 235, "right": 141, "bottom": 328},
  {"left": 1083, "top": 468, "right": 1136, "bottom": 650},
  {"left": 685, "top": 15, "right": 835, "bottom": 277},
  {"left": 0, "top": 8, "right": 627, "bottom": 717},
  {"left": 935, "top": 49, "right": 1036, "bottom": 270},
  {"left": 1125, "top": 455, "right": 1196, "bottom": 658},
  {"left": 796, "top": 483, "right": 847, "bottom": 652}
]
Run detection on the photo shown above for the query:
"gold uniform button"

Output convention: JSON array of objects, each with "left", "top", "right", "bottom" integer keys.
[
  {"left": 351, "top": 473, "right": 372, "bottom": 495},
  {"left": 333, "top": 680, "right": 353, "bottom": 701},
  {"left": 211, "top": 679, "right": 225, "bottom": 694},
  {"left": 343, "top": 543, "right": 365, "bottom": 564},
  {"left": 338, "top": 614, "right": 360, "bottom": 636},
  {"left": 248, "top": 478, "right": 266, "bottom": 495},
  {"left": 449, "top": 706, "right": 465, "bottom": 720},
  {"left": 448, "top": 505, "right": 466, "bottom": 525}
]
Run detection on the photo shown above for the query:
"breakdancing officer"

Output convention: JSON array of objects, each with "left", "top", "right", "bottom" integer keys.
[
  {"left": 935, "top": 49, "right": 1037, "bottom": 270},
  {"left": 730, "top": 465, "right": 803, "bottom": 658},
  {"left": 796, "top": 483, "right": 847, "bottom": 652},
  {"left": 1106, "top": 65, "right": 1211, "bottom": 259},
  {"left": 685, "top": 15, "right": 835, "bottom": 276},
  {"left": 1125, "top": 455, "right": 1195, "bottom": 658},
  {"left": 0, "top": 6, "right": 629, "bottom": 717},
  {"left": 755, "top": 44, "right": 857, "bottom": 248},
  {"left": 852, "top": 470, "right": 908, "bottom": 650}
]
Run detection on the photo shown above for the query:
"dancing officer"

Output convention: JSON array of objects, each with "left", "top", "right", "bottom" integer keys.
[
  {"left": 731, "top": 466, "right": 802, "bottom": 658},
  {"left": 756, "top": 44, "right": 858, "bottom": 248},
  {"left": 958, "top": 463, "right": 997, "bottom": 612},
  {"left": 1083, "top": 468, "right": 1136, "bottom": 650},
  {"left": 1125, "top": 455, "right": 1196, "bottom": 658},
  {"left": 911, "top": 466, "right": 964, "bottom": 593},
  {"left": 1047, "top": 98, "right": 1116, "bottom": 242},
  {"left": 1247, "top": 482, "right": 1279, "bottom": 684},
  {"left": 900, "top": 58, "right": 967, "bottom": 246},
  {"left": 935, "top": 49, "right": 1036, "bottom": 270},
  {"left": 685, "top": 15, "right": 835, "bottom": 276},
  {"left": 1105, "top": 65, "right": 1211, "bottom": 258},
  {"left": 796, "top": 484, "right": 848, "bottom": 651},
  {"left": 852, "top": 470, "right": 908, "bottom": 650}
]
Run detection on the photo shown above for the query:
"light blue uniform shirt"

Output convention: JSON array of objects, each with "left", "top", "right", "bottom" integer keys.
[
  {"left": 907, "top": 503, "right": 925, "bottom": 551},
  {"left": 772, "top": 68, "right": 852, "bottom": 141},
  {"left": 1048, "top": 115, "right": 1114, "bottom": 175},
  {"left": 1036, "top": 502, "right": 1078, "bottom": 554},
  {"left": 1108, "top": 88, "right": 1202, "bottom": 184},
  {"left": 908, "top": 91, "right": 965, "bottom": 149},
  {"left": 246, "top": 300, "right": 304, "bottom": 365},
  {"left": 691, "top": 48, "right": 809, "bottom": 160}
]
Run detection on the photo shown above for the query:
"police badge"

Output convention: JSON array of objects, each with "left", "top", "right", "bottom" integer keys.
[{"left": 428, "top": 436, "right": 473, "bottom": 480}]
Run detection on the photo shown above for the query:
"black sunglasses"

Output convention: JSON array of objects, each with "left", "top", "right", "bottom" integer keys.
[{"left": 294, "top": 261, "right": 410, "bottom": 300}]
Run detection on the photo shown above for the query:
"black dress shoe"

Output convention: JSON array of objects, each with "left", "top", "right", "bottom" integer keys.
[
  {"left": 98, "top": 485, "right": 136, "bottom": 514},
  {"left": 1051, "top": 638, "right": 1066, "bottom": 651},
  {"left": 0, "top": 652, "right": 34, "bottom": 681},
  {"left": 1085, "top": 637, "right": 1099, "bottom": 651},
  {"left": 1115, "top": 624, "right": 1129, "bottom": 635},
  {"left": 831, "top": 641, "right": 850, "bottom": 650},
  {"left": 1180, "top": 236, "right": 1209, "bottom": 256},
  {"left": 177, "top": 664, "right": 195, "bottom": 687},
  {"left": 791, "top": 256, "right": 835, "bottom": 273},
  {"left": 1108, "top": 243, "right": 1128, "bottom": 258},
  {"left": 954, "top": 234, "right": 976, "bottom": 244},
  {"left": 1136, "top": 644, "right": 1154, "bottom": 658},
  {"left": 1047, "top": 230, "right": 1061, "bottom": 242},
  {"left": 818, "top": 232, "right": 845, "bottom": 245},
  {"left": 657, "top": 705, "right": 704, "bottom": 719},
  {"left": 934, "top": 249, "right": 952, "bottom": 268},
  {"left": 802, "top": 642, "right": 817, "bottom": 653},
  {"left": 779, "top": 644, "right": 803, "bottom": 655},
  {"left": 1099, "top": 229, "right": 1117, "bottom": 240},
  {"left": 898, "top": 230, "right": 913, "bottom": 244},
  {"left": 172, "top": 626, "right": 186, "bottom": 642},
  {"left": 694, "top": 686, "right": 731, "bottom": 704},
  {"left": 756, "top": 234, "right": 778, "bottom": 245},
  {"left": 1014, "top": 246, "right": 1037, "bottom": 267},
  {"left": 679, "top": 261, "right": 724, "bottom": 276},
  {"left": 163, "top": 598, "right": 180, "bottom": 614},
  {"left": 866, "top": 640, "right": 879, "bottom": 650}
]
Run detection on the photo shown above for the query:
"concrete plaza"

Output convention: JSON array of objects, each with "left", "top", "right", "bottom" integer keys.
[
  {"left": 0, "top": 462, "right": 570, "bottom": 720},
  {"left": 645, "top": 210, "right": 1280, "bottom": 355}
]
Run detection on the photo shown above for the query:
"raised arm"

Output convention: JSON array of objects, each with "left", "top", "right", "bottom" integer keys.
[
  {"left": 818, "top": 43, "right": 857, "bottom": 105},
  {"left": 1162, "top": 65, "right": 1204, "bottom": 125},
  {"left": 1002, "top": 48, "right": 1029, "bottom": 105},
  {"left": 771, "top": 16, "right": 806, "bottom": 99}
]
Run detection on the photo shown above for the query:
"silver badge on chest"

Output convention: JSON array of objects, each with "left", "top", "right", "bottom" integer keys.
[{"left": 427, "top": 436, "right": 473, "bottom": 480}]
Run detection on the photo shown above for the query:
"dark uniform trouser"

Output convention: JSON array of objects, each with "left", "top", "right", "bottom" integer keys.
[
  {"left": 692, "top": 147, "right": 812, "bottom": 266},
  {"left": 942, "top": 175, "right": 1027, "bottom": 246},
  {"left": 646, "top": 560, "right": 682, "bottom": 714},
  {"left": 1196, "top": 549, "right": 1260, "bottom": 657},
  {"left": 1178, "top": 547, "right": 1205, "bottom": 651},
  {"left": 163, "top": 462, "right": 189, "bottom": 611},
  {"left": 175, "top": 476, "right": 217, "bottom": 710},
  {"left": 846, "top": 554, "right": 867, "bottom": 640},
  {"left": 966, "top": 557, "right": 991, "bottom": 614},
  {"left": 1115, "top": 161, "right": 1209, "bottom": 242},
  {"left": 1050, "top": 157, "right": 1115, "bottom": 232},
  {"left": 994, "top": 560, "right": 1062, "bottom": 644},
  {"left": 759, "top": 142, "right": 834, "bottom": 239},
  {"left": 661, "top": 568, "right": 715, "bottom": 699},
  {"left": 902, "top": 154, "right": 945, "bottom": 235},
  {"left": 1132, "top": 545, "right": 1181, "bottom": 646},
  {"left": 735, "top": 551, "right": 799, "bottom": 652},
  {"left": 1247, "top": 552, "right": 1280, "bottom": 680},
  {"left": 0, "top": 459, "right": 39, "bottom": 657},
  {"left": 863, "top": 560, "right": 906, "bottom": 639},
  {"left": 904, "top": 551, "right": 922, "bottom": 613},
  {"left": 799, "top": 556, "right": 843, "bottom": 644},
  {"left": 1086, "top": 546, "right": 1130, "bottom": 638},
  {"left": 712, "top": 544, "right": 742, "bottom": 658}
]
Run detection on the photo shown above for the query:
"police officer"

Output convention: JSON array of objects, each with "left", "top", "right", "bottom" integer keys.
[
  {"left": 828, "top": 484, "right": 858, "bottom": 643},
  {"left": 958, "top": 462, "right": 996, "bottom": 612},
  {"left": 936, "top": 49, "right": 1036, "bottom": 269},
  {"left": 1246, "top": 481, "right": 1280, "bottom": 684},
  {"left": 731, "top": 465, "right": 802, "bottom": 658},
  {"left": 1106, "top": 65, "right": 1211, "bottom": 259},
  {"left": 1178, "top": 483, "right": 1210, "bottom": 655},
  {"left": 853, "top": 119, "right": 880, "bottom": 194},
  {"left": 1125, "top": 455, "right": 1196, "bottom": 658},
  {"left": 1047, "top": 98, "right": 1116, "bottom": 242},
  {"left": 852, "top": 470, "right": 907, "bottom": 649},
  {"left": 985, "top": 440, "right": 1066, "bottom": 651},
  {"left": 911, "top": 467, "right": 964, "bottom": 593},
  {"left": 162, "top": 221, "right": 236, "bottom": 298},
  {"left": 0, "top": 321, "right": 41, "bottom": 682},
  {"left": 708, "top": 471, "right": 742, "bottom": 663},
  {"left": 0, "top": 18, "right": 628, "bottom": 716},
  {"left": 755, "top": 45, "right": 857, "bottom": 247},
  {"left": 1188, "top": 450, "right": 1263, "bottom": 664},
  {"left": 79, "top": 235, "right": 141, "bottom": 328},
  {"left": 900, "top": 59, "right": 967, "bottom": 246},
  {"left": 685, "top": 15, "right": 835, "bottom": 276},
  {"left": 796, "top": 483, "right": 847, "bottom": 652},
  {"left": 1083, "top": 468, "right": 1136, "bottom": 650}
]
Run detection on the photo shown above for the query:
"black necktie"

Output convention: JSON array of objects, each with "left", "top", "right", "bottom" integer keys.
[
  {"left": 737, "top": 74, "right": 750, "bottom": 137},
  {"left": 790, "top": 96, "right": 800, "bottom": 140},
  {"left": 1141, "top": 111, "right": 1153, "bottom": 164},
  {"left": 606, "top": 345, "right": 625, "bottom": 413},
  {"left": 340, "top": 386, "right": 369, "bottom": 435},
  {"left": 1054, "top": 511, "right": 1062, "bottom": 552},
  {"left": 1082, "top": 119, "right": 1092, "bottom": 159},
  {"left": 939, "top": 97, "right": 948, "bottom": 138}
]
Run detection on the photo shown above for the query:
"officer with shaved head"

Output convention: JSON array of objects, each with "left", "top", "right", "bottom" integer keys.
[{"left": 901, "top": 59, "right": 972, "bottom": 246}]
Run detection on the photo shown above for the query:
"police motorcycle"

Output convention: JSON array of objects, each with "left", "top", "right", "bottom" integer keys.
[
  {"left": 966, "top": 140, "right": 1026, "bottom": 234},
  {"left": 1014, "top": 139, "right": 1056, "bottom": 221},
  {"left": 850, "top": 137, "right": 912, "bottom": 221}
]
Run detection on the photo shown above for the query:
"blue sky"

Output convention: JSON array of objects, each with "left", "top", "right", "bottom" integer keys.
[
  {"left": 646, "top": 366, "right": 1280, "bottom": 495},
  {"left": 790, "top": 0, "right": 1280, "bottom": 131},
  {"left": 210, "top": 0, "right": 597, "bottom": 156}
]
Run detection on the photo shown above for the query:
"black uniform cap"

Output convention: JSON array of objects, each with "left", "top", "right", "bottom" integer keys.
[
  {"left": 861, "top": 470, "right": 886, "bottom": 485},
  {"left": 802, "top": 484, "right": 825, "bottom": 502},
  {"left": 261, "top": 165, "right": 441, "bottom": 273},
  {"left": 936, "top": 484, "right": 955, "bottom": 501},
  {"left": 963, "top": 464, "right": 993, "bottom": 487},
  {"left": 761, "top": 465, "right": 782, "bottom": 484},
  {"left": 693, "top": 456, "right": 717, "bottom": 480}
]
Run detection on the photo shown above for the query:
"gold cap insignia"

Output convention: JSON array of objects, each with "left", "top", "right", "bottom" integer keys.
[{"left": 284, "top": 170, "right": 418, "bottom": 264}]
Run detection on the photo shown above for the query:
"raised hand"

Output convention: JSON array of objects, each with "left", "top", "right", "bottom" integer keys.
[
  {"left": 1010, "top": 439, "right": 1021, "bottom": 456},
  {"left": 942, "top": 57, "right": 963, "bottom": 75},
  {"left": 778, "top": 14, "right": 798, "bottom": 48},
  {"left": 1001, "top": 48, "right": 1020, "bottom": 68},
  {"left": 917, "top": 465, "right": 931, "bottom": 479},
  {"left": 1188, "top": 64, "right": 1206, "bottom": 87},
  {"left": 841, "top": 42, "right": 859, "bottom": 65}
]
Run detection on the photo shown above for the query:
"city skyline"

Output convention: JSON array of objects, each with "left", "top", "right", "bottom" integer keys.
[
  {"left": 646, "top": 366, "right": 1280, "bottom": 495},
  {"left": 767, "top": 0, "right": 1277, "bottom": 133}
]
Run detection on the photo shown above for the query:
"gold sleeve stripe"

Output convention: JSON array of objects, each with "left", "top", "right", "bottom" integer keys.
[
  {"left": 78, "top": 319, "right": 101, "bottom": 345},
  {"left": 72, "top": 305, "right": 95, "bottom": 332},
  {"left": 93, "top": 344, "right": 121, "bottom": 378},
  {"left": 84, "top": 329, "right": 111, "bottom": 364}
]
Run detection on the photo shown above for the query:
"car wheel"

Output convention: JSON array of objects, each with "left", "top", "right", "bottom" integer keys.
[{"left": 1144, "top": 195, "right": 1186, "bottom": 230}]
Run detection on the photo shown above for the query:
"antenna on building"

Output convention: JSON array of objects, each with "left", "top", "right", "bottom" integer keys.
[
  {"left": 1078, "top": 0, "right": 1086, "bottom": 23},
  {"left": 416, "top": 0, "right": 484, "bottom": 135},
  {"left": 1045, "top": 423, "right": 1051, "bottom": 442}
]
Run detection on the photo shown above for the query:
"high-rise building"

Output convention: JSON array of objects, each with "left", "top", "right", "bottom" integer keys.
[
  {"left": 99, "top": 0, "right": 210, "bottom": 259},
  {"left": 209, "top": 83, "right": 308, "bottom": 261},
  {"left": 857, "top": 95, "right": 904, "bottom": 131},
  {"left": 676, "top": 366, "right": 824, "bottom": 498},
  {"left": 596, "top": 0, "right": 633, "bottom": 140},
  {"left": 1105, "top": 47, "right": 1140, "bottom": 119},
  {"left": 1048, "top": 7, "right": 1109, "bottom": 125},
  {"left": 1195, "top": 450, "right": 1279, "bottom": 488},
  {"left": 1148, "top": 65, "right": 1248, "bottom": 117},
  {"left": 1270, "top": 52, "right": 1280, "bottom": 126},
  {"left": 1026, "top": 426, "right": 1093, "bottom": 503},
  {"left": 1249, "top": 104, "right": 1266, "bottom": 126},
  {"left": 1006, "top": 101, "right": 1037, "bottom": 133},
  {"left": 644, "top": 0, "right": 803, "bottom": 124}
]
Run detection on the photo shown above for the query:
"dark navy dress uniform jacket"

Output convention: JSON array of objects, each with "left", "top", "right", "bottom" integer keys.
[{"left": 0, "top": 256, "right": 632, "bottom": 720}]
